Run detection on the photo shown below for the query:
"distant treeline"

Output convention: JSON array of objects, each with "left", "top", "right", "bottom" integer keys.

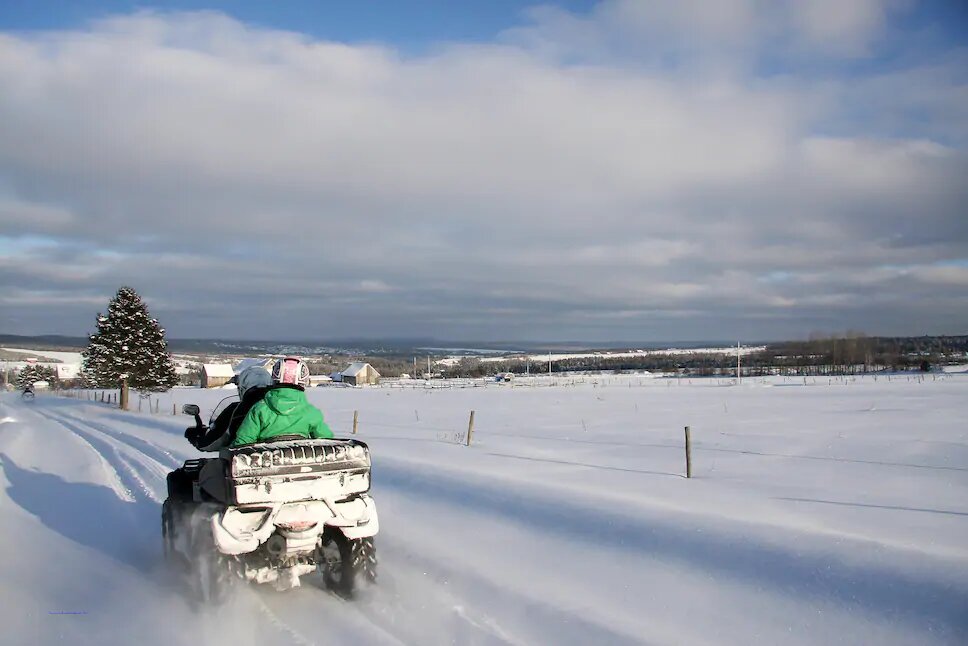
[
  {"left": 433, "top": 334, "right": 968, "bottom": 378},
  {"left": 758, "top": 334, "right": 968, "bottom": 375}
]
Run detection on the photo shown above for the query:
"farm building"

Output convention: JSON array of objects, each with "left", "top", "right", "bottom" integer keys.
[
  {"left": 341, "top": 362, "right": 381, "bottom": 386},
  {"left": 309, "top": 375, "right": 333, "bottom": 387},
  {"left": 56, "top": 364, "right": 81, "bottom": 380},
  {"left": 201, "top": 363, "right": 235, "bottom": 388}
]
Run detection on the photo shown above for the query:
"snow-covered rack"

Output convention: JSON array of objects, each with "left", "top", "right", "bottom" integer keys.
[{"left": 219, "top": 439, "right": 372, "bottom": 505}]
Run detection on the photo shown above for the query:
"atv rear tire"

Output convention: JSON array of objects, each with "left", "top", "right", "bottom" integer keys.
[
  {"left": 191, "top": 524, "right": 232, "bottom": 605},
  {"left": 318, "top": 531, "right": 376, "bottom": 598},
  {"left": 162, "top": 499, "right": 175, "bottom": 561}
]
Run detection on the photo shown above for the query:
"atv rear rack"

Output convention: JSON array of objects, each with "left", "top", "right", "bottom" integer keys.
[{"left": 219, "top": 439, "right": 372, "bottom": 505}]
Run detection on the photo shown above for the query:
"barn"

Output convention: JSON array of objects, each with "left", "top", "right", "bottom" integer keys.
[
  {"left": 201, "top": 363, "right": 235, "bottom": 388},
  {"left": 341, "top": 362, "right": 381, "bottom": 386}
]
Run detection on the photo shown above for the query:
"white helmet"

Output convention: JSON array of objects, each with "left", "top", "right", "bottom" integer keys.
[{"left": 272, "top": 357, "right": 311, "bottom": 387}]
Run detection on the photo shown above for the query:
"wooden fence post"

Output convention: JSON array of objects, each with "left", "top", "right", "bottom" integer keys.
[
  {"left": 172, "top": 402, "right": 176, "bottom": 415},
  {"left": 466, "top": 410, "right": 476, "bottom": 446},
  {"left": 352, "top": 410, "right": 359, "bottom": 434},
  {"left": 684, "top": 426, "right": 692, "bottom": 478}
]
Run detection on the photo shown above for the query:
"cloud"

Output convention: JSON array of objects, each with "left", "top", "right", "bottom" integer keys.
[
  {"left": 0, "top": 5, "right": 965, "bottom": 341},
  {"left": 0, "top": 200, "right": 76, "bottom": 236},
  {"left": 788, "top": 0, "right": 905, "bottom": 56},
  {"left": 504, "top": 0, "right": 915, "bottom": 67}
]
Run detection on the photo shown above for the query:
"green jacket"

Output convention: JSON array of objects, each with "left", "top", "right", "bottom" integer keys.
[{"left": 231, "top": 386, "right": 333, "bottom": 446}]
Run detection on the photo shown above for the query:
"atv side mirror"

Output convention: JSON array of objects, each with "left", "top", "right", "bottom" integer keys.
[{"left": 182, "top": 404, "right": 200, "bottom": 416}]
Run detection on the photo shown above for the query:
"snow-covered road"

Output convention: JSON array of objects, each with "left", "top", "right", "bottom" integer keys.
[{"left": 1, "top": 374, "right": 966, "bottom": 645}]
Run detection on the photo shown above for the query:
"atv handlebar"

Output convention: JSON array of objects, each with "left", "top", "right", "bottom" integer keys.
[{"left": 182, "top": 403, "right": 207, "bottom": 448}]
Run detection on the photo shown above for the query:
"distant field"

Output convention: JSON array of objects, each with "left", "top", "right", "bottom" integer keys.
[{"left": 0, "top": 348, "right": 72, "bottom": 363}]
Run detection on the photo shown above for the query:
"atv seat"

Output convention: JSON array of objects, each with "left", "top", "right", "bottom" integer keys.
[{"left": 262, "top": 434, "right": 307, "bottom": 443}]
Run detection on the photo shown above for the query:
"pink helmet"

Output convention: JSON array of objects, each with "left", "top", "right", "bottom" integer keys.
[{"left": 271, "top": 357, "right": 311, "bottom": 387}]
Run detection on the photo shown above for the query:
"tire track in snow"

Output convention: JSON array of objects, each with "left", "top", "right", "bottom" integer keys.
[
  {"left": 255, "top": 586, "right": 412, "bottom": 646},
  {"left": 19, "top": 404, "right": 136, "bottom": 503},
  {"left": 358, "top": 537, "right": 629, "bottom": 646},
  {"left": 252, "top": 595, "right": 320, "bottom": 646},
  {"left": 33, "top": 408, "right": 168, "bottom": 503},
  {"left": 363, "top": 568, "right": 529, "bottom": 646},
  {"left": 46, "top": 408, "right": 183, "bottom": 470}
]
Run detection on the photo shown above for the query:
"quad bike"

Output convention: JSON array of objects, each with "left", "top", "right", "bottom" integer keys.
[{"left": 162, "top": 403, "right": 378, "bottom": 602}]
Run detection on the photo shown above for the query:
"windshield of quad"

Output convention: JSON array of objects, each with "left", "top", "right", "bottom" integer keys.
[{"left": 209, "top": 395, "right": 239, "bottom": 426}]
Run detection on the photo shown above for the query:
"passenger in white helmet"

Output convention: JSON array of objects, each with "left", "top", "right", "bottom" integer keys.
[{"left": 185, "top": 366, "right": 273, "bottom": 451}]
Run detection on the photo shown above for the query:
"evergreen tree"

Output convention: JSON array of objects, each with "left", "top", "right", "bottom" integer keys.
[
  {"left": 82, "top": 287, "right": 178, "bottom": 391},
  {"left": 16, "top": 364, "right": 55, "bottom": 389}
]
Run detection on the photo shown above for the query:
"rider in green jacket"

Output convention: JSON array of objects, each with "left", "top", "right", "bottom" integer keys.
[{"left": 231, "top": 357, "right": 333, "bottom": 446}]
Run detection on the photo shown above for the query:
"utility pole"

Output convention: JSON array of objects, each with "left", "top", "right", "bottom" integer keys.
[
  {"left": 737, "top": 341, "right": 741, "bottom": 384},
  {"left": 548, "top": 352, "right": 552, "bottom": 374}
]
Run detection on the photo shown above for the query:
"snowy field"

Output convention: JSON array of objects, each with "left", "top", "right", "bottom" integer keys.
[{"left": 1, "top": 374, "right": 966, "bottom": 645}]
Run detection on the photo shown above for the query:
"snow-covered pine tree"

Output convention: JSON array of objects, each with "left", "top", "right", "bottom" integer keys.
[
  {"left": 16, "top": 364, "right": 55, "bottom": 389},
  {"left": 82, "top": 287, "right": 178, "bottom": 392},
  {"left": 15, "top": 366, "right": 33, "bottom": 389}
]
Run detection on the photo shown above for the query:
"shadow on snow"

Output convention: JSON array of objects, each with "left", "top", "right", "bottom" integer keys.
[
  {"left": 0, "top": 452, "right": 161, "bottom": 571},
  {"left": 374, "top": 461, "right": 968, "bottom": 638}
]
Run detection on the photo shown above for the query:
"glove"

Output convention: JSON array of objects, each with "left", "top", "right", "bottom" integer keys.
[{"left": 184, "top": 426, "right": 203, "bottom": 446}]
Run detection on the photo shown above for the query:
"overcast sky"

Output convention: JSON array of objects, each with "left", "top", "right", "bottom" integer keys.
[{"left": 1, "top": 0, "right": 966, "bottom": 343}]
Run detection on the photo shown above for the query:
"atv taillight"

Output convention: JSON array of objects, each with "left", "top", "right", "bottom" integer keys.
[{"left": 276, "top": 521, "right": 316, "bottom": 532}]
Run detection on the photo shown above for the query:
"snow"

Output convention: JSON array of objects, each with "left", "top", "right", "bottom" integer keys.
[
  {"left": 0, "top": 347, "right": 84, "bottom": 364},
  {"left": 1, "top": 373, "right": 966, "bottom": 645}
]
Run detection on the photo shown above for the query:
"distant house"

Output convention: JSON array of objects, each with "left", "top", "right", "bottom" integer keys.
[
  {"left": 309, "top": 375, "right": 333, "bottom": 387},
  {"left": 56, "top": 363, "right": 81, "bottom": 380},
  {"left": 341, "top": 362, "right": 381, "bottom": 386},
  {"left": 201, "top": 363, "right": 235, "bottom": 388}
]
